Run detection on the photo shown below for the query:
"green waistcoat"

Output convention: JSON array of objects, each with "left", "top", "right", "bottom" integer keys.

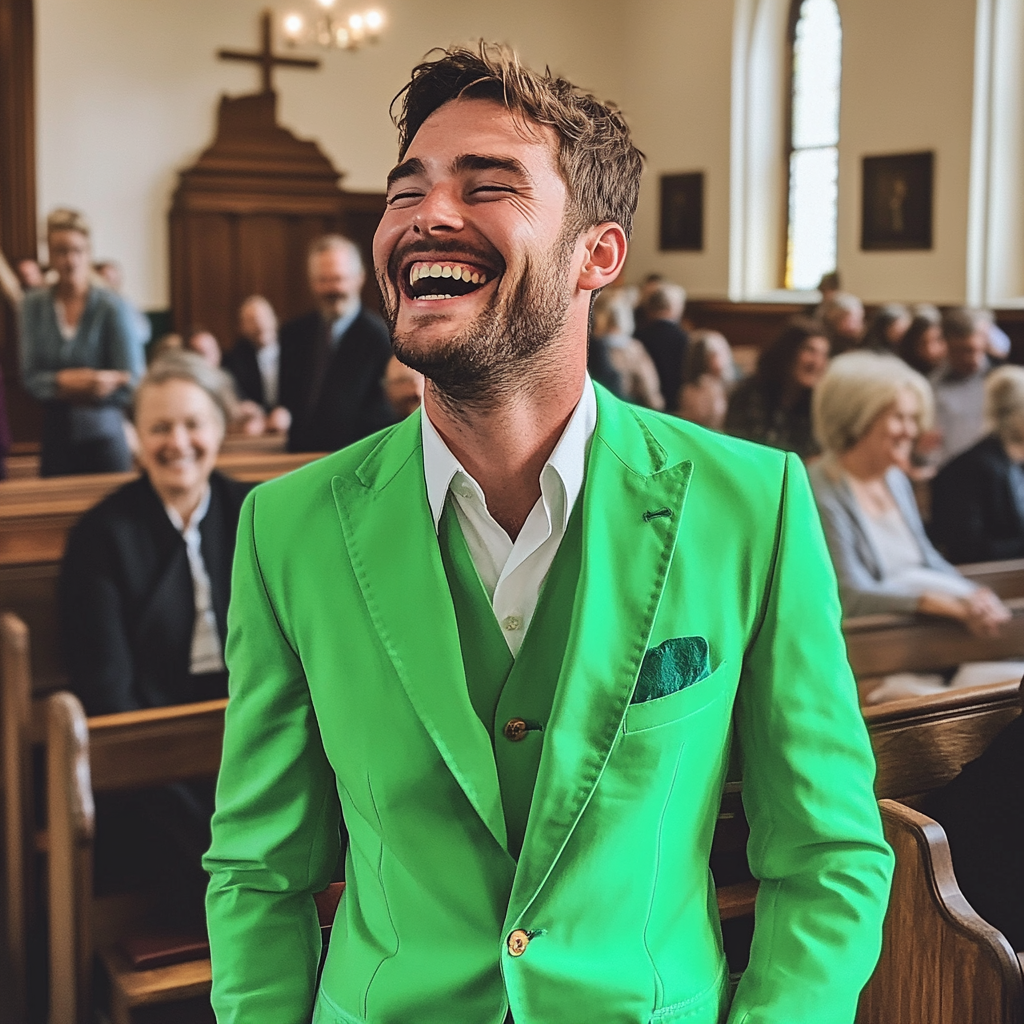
[{"left": 437, "top": 496, "right": 583, "bottom": 858}]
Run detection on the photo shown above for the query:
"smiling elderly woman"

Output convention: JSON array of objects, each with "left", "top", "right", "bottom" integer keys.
[
  {"left": 57, "top": 352, "right": 252, "bottom": 927},
  {"left": 808, "top": 351, "right": 1009, "bottom": 635},
  {"left": 59, "top": 351, "right": 251, "bottom": 715}
]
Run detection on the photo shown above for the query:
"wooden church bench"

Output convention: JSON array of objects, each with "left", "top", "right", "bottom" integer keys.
[
  {"left": 958, "top": 557, "right": 1024, "bottom": 600},
  {"left": 855, "top": 680, "right": 1024, "bottom": 1024},
  {"left": 1, "top": 611, "right": 49, "bottom": 1021},
  {"left": 843, "top": 596, "right": 1024, "bottom": 680},
  {"left": 46, "top": 694, "right": 228, "bottom": 1024}
]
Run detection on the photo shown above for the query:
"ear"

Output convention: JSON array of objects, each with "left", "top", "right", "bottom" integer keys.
[{"left": 576, "top": 222, "right": 628, "bottom": 293}]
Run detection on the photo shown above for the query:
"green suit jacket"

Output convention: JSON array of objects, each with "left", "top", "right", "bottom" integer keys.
[{"left": 204, "top": 388, "right": 893, "bottom": 1024}]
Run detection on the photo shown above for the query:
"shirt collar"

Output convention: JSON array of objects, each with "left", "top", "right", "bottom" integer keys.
[
  {"left": 163, "top": 484, "right": 212, "bottom": 536},
  {"left": 421, "top": 376, "right": 597, "bottom": 534}
]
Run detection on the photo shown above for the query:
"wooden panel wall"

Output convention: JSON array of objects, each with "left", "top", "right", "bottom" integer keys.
[
  {"left": 0, "top": 0, "right": 40, "bottom": 443},
  {"left": 168, "top": 90, "right": 386, "bottom": 354}
]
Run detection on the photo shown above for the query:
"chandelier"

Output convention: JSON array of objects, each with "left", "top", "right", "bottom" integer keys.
[{"left": 281, "top": 0, "right": 385, "bottom": 51}]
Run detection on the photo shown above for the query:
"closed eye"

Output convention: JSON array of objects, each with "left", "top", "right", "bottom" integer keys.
[{"left": 386, "top": 190, "right": 424, "bottom": 207}]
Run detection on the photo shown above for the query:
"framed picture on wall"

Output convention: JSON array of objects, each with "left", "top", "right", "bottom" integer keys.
[
  {"left": 659, "top": 172, "right": 704, "bottom": 251},
  {"left": 861, "top": 151, "right": 934, "bottom": 251}
]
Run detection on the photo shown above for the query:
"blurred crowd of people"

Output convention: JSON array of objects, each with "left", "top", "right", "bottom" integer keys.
[
  {"left": 4, "top": 209, "right": 1023, "bottom": 696},
  {"left": 0, "top": 210, "right": 423, "bottom": 480}
]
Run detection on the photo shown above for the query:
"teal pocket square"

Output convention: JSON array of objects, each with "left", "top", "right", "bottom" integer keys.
[{"left": 631, "top": 637, "right": 711, "bottom": 705}]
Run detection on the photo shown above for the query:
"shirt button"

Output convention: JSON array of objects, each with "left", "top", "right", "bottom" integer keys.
[
  {"left": 503, "top": 718, "right": 528, "bottom": 742},
  {"left": 507, "top": 929, "right": 530, "bottom": 956},
  {"left": 502, "top": 615, "right": 522, "bottom": 632}
]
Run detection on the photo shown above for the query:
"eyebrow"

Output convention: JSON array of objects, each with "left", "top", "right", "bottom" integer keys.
[
  {"left": 386, "top": 158, "right": 425, "bottom": 190},
  {"left": 385, "top": 153, "right": 533, "bottom": 191}
]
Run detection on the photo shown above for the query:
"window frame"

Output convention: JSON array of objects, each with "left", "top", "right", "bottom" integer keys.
[{"left": 782, "top": 0, "right": 843, "bottom": 291}]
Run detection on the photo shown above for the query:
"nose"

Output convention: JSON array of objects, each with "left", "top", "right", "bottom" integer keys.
[
  {"left": 166, "top": 423, "right": 190, "bottom": 452},
  {"left": 412, "top": 182, "right": 465, "bottom": 236}
]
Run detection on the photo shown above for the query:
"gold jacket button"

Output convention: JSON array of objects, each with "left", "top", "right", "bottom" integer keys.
[
  {"left": 503, "top": 718, "right": 528, "bottom": 742},
  {"left": 507, "top": 929, "right": 530, "bottom": 956}
]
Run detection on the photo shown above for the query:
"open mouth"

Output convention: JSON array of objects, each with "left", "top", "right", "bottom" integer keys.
[{"left": 404, "top": 261, "right": 497, "bottom": 302}]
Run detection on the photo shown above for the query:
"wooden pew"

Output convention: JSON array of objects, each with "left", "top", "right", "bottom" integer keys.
[
  {"left": 856, "top": 680, "right": 1024, "bottom": 1024},
  {"left": 1, "top": 612, "right": 43, "bottom": 1021},
  {"left": 844, "top": 596, "right": 1024, "bottom": 680},
  {"left": 3, "top": 431, "right": 288, "bottom": 479},
  {"left": 46, "top": 694, "right": 227, "bottom": 1024},
  {"left": 959, "top": 557, "right": 1024, "bottom": 601}
]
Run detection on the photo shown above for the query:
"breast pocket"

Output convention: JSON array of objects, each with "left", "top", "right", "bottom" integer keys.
[{"left": 622, "top": 660, "right": 731, "bottom": 734}]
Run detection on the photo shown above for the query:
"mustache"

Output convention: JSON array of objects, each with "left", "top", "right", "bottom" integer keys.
[{"left": 386, "top": 238, "right": 506, "bottom": 286}]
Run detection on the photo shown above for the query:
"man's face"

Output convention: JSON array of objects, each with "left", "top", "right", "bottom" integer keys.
[
  {"left": 239, "top": 300, "right": 277, "bottom": 348},
  {"left": 947, "top": 329, "right": 987, "bottom": 378},
  {"left": 309, "top": 246, "right": 365, "bottom": 321},
  {"left": 373, "top": 97, "right": 581, "bottom": 399}
]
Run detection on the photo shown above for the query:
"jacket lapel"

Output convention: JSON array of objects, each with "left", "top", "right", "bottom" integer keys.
[
  {"left": 506, "top": 391, "right": 693, "bottom": 924},
  {"left": 331, "top": 413, "right": 509, "bottom": 853}
]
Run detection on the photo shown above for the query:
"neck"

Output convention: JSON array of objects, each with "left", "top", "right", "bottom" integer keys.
[
  {"left": 424, "top": 354, "right": 586, "bottom": 541},
  {"left": 838, "top": 446, "right": 891, "bottom": 484},
  {"left": 160, "top": 483, "right": 207, "bottom": 529},
  {"left": 55, "top": 278, "right": 88, "bottom": 301}
]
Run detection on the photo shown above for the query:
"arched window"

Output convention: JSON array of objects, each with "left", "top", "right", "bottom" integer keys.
[{"left": 785, "top": 0, "right": 842, "bottom": 290}]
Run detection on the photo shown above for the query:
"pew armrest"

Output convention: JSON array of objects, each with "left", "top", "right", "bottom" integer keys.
[{"left": 856, "top": 799, "right": 1024, "bottom": 1024}]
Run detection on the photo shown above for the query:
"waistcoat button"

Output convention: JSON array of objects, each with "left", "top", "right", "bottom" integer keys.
[
  {"left": 503, "top": 718, "right": 528, "bottom": 742},
  {"left": 507, "top": 929, "right": 530, "bottom": 956}
]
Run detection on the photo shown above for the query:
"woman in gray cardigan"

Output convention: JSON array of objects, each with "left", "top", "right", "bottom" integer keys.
[
  {"left": 18, "top": 209, "right": 144, "bottom": 476},
  {"left": 808, "top": 351, "right": 1008, "bottom": 635}
]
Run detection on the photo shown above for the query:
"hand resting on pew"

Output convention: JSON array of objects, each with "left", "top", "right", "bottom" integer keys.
[{"left": 919, "top": 586, "right": 1012, "bottom": 638}]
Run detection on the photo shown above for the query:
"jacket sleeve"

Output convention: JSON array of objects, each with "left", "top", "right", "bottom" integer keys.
[
  {"left": 18, "top": 294, "right": 59, "bottom": 400},
  {"left": 58, "top": 516, "right": 141, "bottom": 715},
  {"left": 727, "top": 453, "right": 894, "bottom": 1024},
  {"left": 204, "top": 488, "right": 342, "bottom": 1023},
  {"left": 101, "top": 293, "right": 146, "bottom": 407}
]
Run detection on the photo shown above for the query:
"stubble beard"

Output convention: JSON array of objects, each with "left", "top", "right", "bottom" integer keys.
[{"left": 379, "top": 233, "right": 574, "bottom": 409}]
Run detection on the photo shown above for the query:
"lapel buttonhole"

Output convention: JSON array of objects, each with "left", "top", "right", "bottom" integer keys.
[{"left": 642, "top": 508, "right": 673, "bottom": 522}]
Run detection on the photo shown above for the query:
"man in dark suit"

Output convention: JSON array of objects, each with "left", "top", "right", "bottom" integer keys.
[
  {"left": 279, "top": 235, "right": 396, "bottom": 452},
  {"left": 635, "top": 281, "right": 689, "bottom": 414},
  {"left": 223, "top": 295, "right": 291, "bottom": 434}
]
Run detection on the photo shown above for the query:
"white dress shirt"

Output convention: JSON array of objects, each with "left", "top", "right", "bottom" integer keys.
[
  {"left": 163, "top": 486, "right": 226, "bottom": 675},
  {"left": 256, "top": 341, "right": 280, "bottom": 408},
  {"left": 421, "top": 378, "right": 597, "bottom": 656}
]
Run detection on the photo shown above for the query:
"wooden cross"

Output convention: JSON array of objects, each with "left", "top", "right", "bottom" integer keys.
[{"left": 218, "top": 9, "right": 320, "bottom": 94}]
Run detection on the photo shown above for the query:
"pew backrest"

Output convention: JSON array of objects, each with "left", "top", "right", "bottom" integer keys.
[
  {"left": 855, "top": 800, "right": 1024, "bottom": 1024},
  {"left": 865, "top": 678, "right": 1023, "bottom": 802},
  {"left": 46, "top": 693, "right": 228, "bottom": 1024},
  {"left": 844, "top": 598, "right": 1024, "bottom": 678}
]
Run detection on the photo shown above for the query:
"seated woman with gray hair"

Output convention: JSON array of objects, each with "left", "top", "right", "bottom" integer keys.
[
  {"left": 930, "top": 365, "right": 1024, "bottom": 563},
  {"left": 808, "top": 351, "right": 1009, "bottom": 636},
  {"left": 58, "top": 351, "right": 252, "bottom": 927}
]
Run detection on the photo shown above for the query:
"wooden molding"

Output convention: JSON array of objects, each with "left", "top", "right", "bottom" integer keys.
[{"left": 0, "top": 0, "right": 41, "bottom": 443}]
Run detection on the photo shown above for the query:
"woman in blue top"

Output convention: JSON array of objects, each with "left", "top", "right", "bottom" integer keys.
[{"left": 18, "top": 208, "right": 144, "bottom": 476}]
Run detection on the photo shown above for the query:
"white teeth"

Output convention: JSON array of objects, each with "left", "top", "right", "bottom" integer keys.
[{"left": 407, "top": 262, "right": 491, "bottom": 292}]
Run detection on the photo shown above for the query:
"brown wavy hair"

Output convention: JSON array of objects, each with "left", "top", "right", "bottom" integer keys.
[{"left": 390, "top": 42, "right": 644, "bottom": 239}]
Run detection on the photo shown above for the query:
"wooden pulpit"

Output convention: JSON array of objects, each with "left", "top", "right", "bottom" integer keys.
[{"left": 169, "top": 90, "right": 385, "bottom": 351}]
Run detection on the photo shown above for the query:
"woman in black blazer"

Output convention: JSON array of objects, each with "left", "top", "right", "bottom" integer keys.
[
  {"left": 930, "top": 366, "right": 1024, "bottom": 564},
  {"left": 58, "top": 351, "right": 251, "bottom": 926}
]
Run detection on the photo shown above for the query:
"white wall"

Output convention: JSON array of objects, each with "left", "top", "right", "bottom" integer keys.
[
  {"left": 35, "top": 0, "right": 622, "bottom": 309},
  {"left": 836, "top": 0, "right": 978, "bottom": 304},
  {"left": 618, "top": 0, "right": 735, "bottom": 297},
  {"left": 36, "top": 0, "right": 1023, "bottom": 309}
]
